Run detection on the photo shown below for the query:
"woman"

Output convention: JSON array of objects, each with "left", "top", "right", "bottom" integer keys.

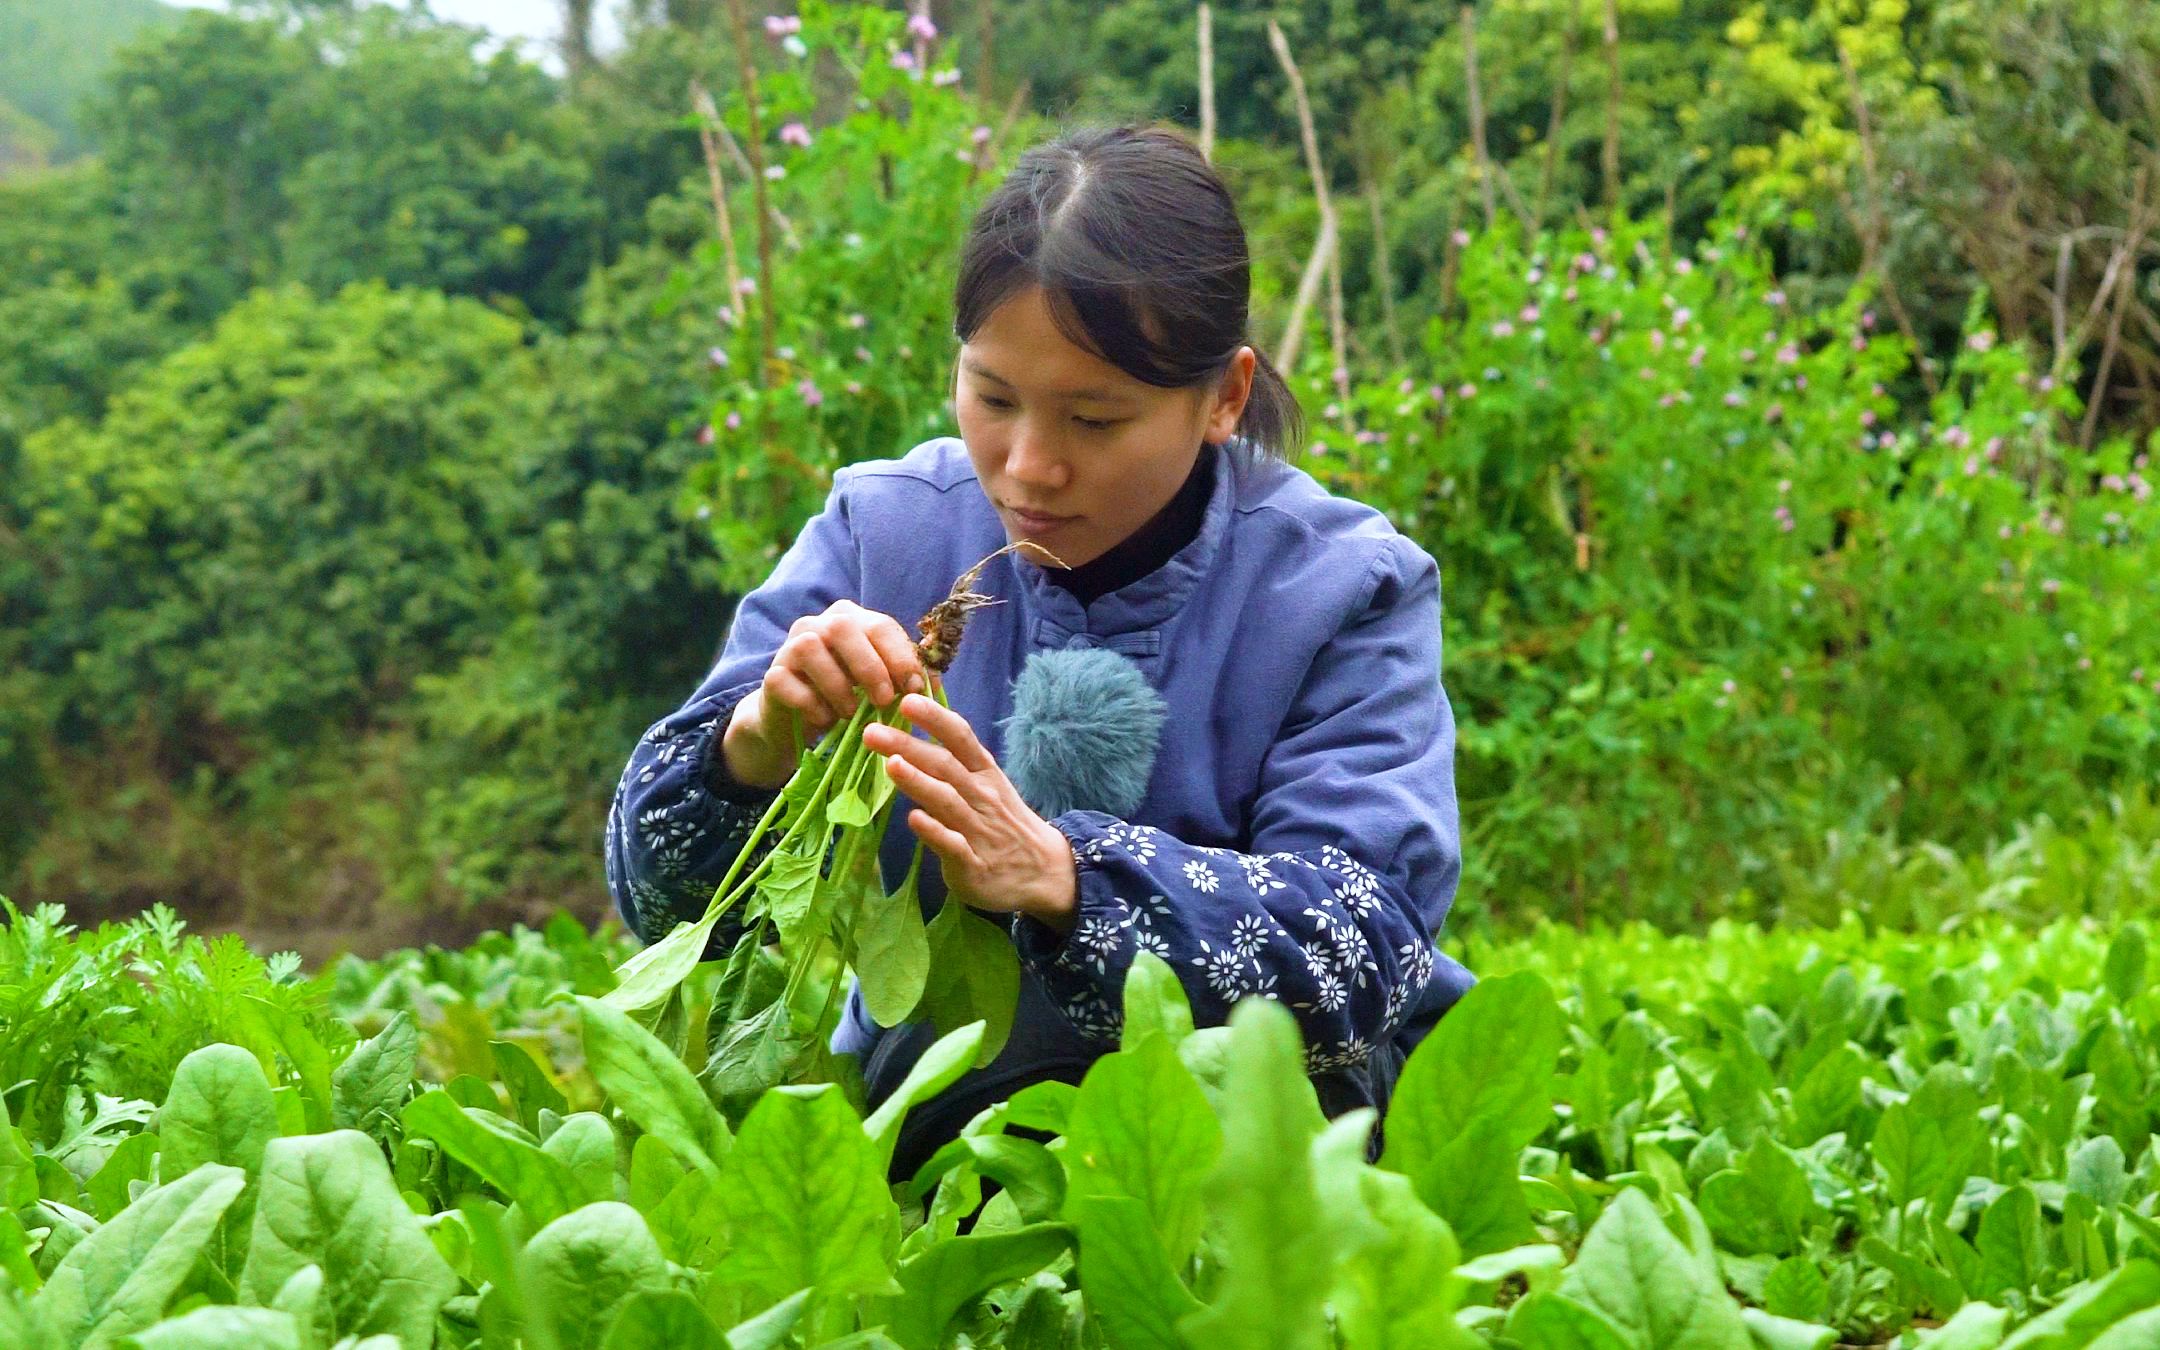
[{"left": 606, "top": 124, "right": 1474, "bottom": 1176}]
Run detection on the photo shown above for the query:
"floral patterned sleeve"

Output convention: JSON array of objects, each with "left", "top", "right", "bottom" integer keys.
[
  {"left": 603, "top": 680, "right": 782, "bottom": 953},
  {"left": 1010, "top": 536, "right": 1461, "bottom": 1073},
  {"left": 1012, "top": 825, "right": 1438, "bottom": 1072}
]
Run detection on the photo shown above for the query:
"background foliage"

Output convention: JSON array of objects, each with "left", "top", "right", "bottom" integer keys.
[{"left": 0, "top": 0, "right": 2154, "bottom": 940}]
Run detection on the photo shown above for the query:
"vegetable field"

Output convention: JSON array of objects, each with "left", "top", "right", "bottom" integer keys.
[{"left": 7, "top": 900, "right": 2160, "bottom": 1347}]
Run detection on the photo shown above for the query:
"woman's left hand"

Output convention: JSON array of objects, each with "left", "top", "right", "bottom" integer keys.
[{"left": 863, "top": 692, "right": 1079, "bottom": 933}]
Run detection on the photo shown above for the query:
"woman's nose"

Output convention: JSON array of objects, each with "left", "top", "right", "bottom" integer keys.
[{"left": 1005, "top": 422, "right": 1069, "bottom": 491}]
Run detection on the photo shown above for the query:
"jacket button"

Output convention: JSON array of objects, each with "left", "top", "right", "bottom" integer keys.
[{"left": 1064, "top": 634, "right": 1095, "bottom": 650}]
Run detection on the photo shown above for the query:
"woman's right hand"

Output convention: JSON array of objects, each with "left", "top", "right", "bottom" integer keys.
[{"left": 721, "top": 600, "right": 931, "bottom": 789}]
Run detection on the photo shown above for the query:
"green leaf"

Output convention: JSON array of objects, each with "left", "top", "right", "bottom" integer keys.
[
  {"left": 1996, "top": 1258, "right": 2160, "bottom": 1347},
  {"left": 1974, "top": 1184, "right": 2044, "bottom": 1303},
  {"left": 1560, "top": 1188, "right": 1753, "bottom": 1350},
  {"left": 1382, "top": 970, "right": 1561, "bottom": 1256},
  {"left": 863, "top": 1021, "right": 985, "bottom": 1167},
  {"left": 2105, "top": 923, "right": 2148, "bottom": 1003},
  {"left": 1739, "top": 1307, "right": 1837, "bottom": 1350},
  {"left": 1858, "top": 1235, "right": 1965, "bottom": 1320},
  {"left": 246, "top": 999, "right": 336, "bottom": 1136},
  {"left": 886, "top": 1222, "right": 1073, "bottom": 1350},
  {"left": 1119, "top": 950, "right": 1194, "bottom": 1052},
  {"left": 598, "top": 1289, "right": 727, "bottom": 1349},
  {"left": 1760, "top": 1258, "right": 1829, "bottom": 1324},
  {"left": 491, "top": 1039, "right": 569, "bottom": 1135},
  {"left": 1913, "top": 1302, "right": 2007, "bottom": 1349},
  {"left": 1873, "top": 1064, "right": 1980, "bottom": 1216},
  {"left": 401, "top": 1091, "right": 579, "bottom": 1225},
  {"left": 723, "top": 1288, "right": 810, "bottom": 1350},
  {"left": 542, "top": 1113, "right": 621, "bottom": 1209},
  {"left": 158, "top": 1044, "right": 277, "bottom": 1182},
  {"left": 32, "top": 1163, "right": 245, "bottom": 1350},
  {"left": 578, "top": 996, "right": 732, "bottom": 1174},
  {"left": 521, "top": 1202, "right": 672, "bottom": 1350},
  {"left": 330, "top": 1013, "right": 418, "bottom": 1139},
  {"left": 117, "top": 1305, "right": 304, "bottom": 1350},
  {"left": 1071, "top": 1194, "right": 1202, "bottom": 1350},
  {"left": 238, "top": 1130, "right": 457, "bottom": 1345},
  {"left": 1697, "top": 1136, "right": 1817, "bottom": 1257},
  {"left": 756, "top": 847, "right": 825, "bottom": 953},
  {"left": 1504, "top": 1292, "right": 1636, "bottom": 1350},
  {"left": 1331, "top": 1166, "right": 1476, "bottom": 1349},
  {"left": 712, "top": 1085, "right": 900, "bottom": 1307},
  {"left": 604, "top": 906, "right": 733, "bottom": 1015},
  {"left": 853, "top": 856, "right": 932, "bottom": 1027},
  {"left": 1061, "top": 1034, "right": 1220, "bottom": 1266},
  {"left": 920, "top": 899, "right": 1021, "bottom": 1067},
  {"left": 2067, "top": 1135, "right": 2130, "bottom": 1209},
  {"left": 85, "top": 1133, "right": 158, "bottom": 1222},
  {"left": 1179, "top": 1000, "right": 1333, "bottom": 1350},
  {"left": 2088, "top": 1309, "right": 2160, "bottom": 1350}
]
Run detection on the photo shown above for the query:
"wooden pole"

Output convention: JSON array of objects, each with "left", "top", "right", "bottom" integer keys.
[
  {"left": 690, "top": 82, "right": 745, "bottom": 318},
  {"left": 1198, "top": 3, "right": 1216, "bottom": 162}
]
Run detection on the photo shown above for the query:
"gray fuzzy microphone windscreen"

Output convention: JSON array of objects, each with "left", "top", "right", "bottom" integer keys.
[{"left": 998, "top": 648, "right": 1168, "bottom": 818}]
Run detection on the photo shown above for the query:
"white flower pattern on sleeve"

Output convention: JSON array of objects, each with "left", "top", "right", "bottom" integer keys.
[{"left": 1015, "top": 813, "right": 1441, "bottom": 1073}]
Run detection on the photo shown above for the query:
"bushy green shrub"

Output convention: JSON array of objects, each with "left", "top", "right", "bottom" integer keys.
[{"left": 1298, "top": 216, "right": 2160, "bottom": 926}]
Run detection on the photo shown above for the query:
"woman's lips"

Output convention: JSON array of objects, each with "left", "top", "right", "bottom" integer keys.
[{"left": 1009, "top": 507, "right": 1078, "bottom": 535}]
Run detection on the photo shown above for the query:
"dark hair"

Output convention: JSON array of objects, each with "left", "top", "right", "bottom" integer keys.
[{"left": 953, "top": 123, "right": 1306, "bottom": 461}]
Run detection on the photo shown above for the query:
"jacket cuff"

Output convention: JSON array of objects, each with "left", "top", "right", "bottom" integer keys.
[{"left": 1013, "top": 812, "right": 1136, "bottom": 970}]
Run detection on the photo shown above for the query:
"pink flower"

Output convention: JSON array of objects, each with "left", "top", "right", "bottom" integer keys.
[
  {"left": 971, "top": 124, "right": 993, "bottom": 145},
  {"left": 845, "top": 379, "right": 864, "bottom": 395},
  {"left": 890, "top": 49, "right": 917, "bottom": 71},
  {"left": 855, "top": 345, "right": 872, "bottom": 363},
  {"left": 2042, "top": 578, "right": 2061, "bottom": 594},
  {"left": 907, "top": 12, "right": 939, "bottom": 41},
  {"left": 1676, "top": 258, "right": 1694, "bottom": 274},
  {"left": 1671, "top": 307, "right": 1692, "bottom": 329},
  {"left": 1642, "top": 648, "right": 1655, "bottom": 664},
  {"left": 1519, "top": 304, "right": 1541, "bottom": 323},
  {"left": 1775, "top": 343, "right": 1800, "bottom": 364},
  {"left": 1764, "top": 401, "right": 1784, "bottom": 423},
  {"left": 1967, "top": 331, "right": 1996, "bottom": 352},
  {"left": 1860, "top": 410, "right": 1877, "bottom": 427},
  {"left": 1722, "top": 679, "right": 1737, "bottom": 693},
  {"left": 1452, "top": 228, "right": 1472, "bottom": 247},
  {"left": 1398, "top": 377, "right": 1415, "bottom": 395},
  {"left": 797, "top": 377, "right": 824, "bottom": 407},
  {"left": 1491, "top": 320, "right": 1515, "bottom": 337},
  {"left": 1689, "top": 345, "right": 1706, "bottom": 368},
  {"left": 763, "top": 14, "right": 801, "bottom": 36},
  {"left": 1563, "top": 285, "right": 1578, "bottom": 302},
  {"left": 707, "top": 346, "right": 729, "bottom": 368},
  {"left": 1765, "top": 289, "right": 1787, "bottom": 306},
  {"left": 725, "top": 410, "right": 742, "bottom": 430},
  {"left": 778, "top": 121, "right": 812, "bottom": 148},
  {"left": 696, "top": 422, "right": 715, "bottom": 445},
  {"left": 1458, "top": 382, "right": 1478, "bottom": 399},
  {"left": 716, "top": 304, "right": 736, "bottom": 324},
  {"left": 736, "top": 277, "right": 757, "bottom": 296},
  {"left": 1591, "top": 226, "right": 1609, "bottom": 245},
  {"left": 847, "top": 312, "right": 868, "bottom": 329},
  {"left": 1724, "top": 390, "right": 1745, "bottom": 407},
  {"left": 1739, "top": 348, "right": 1757, "bottom": 363},
  {"left": 932, "top": 67, "right": 963, "bottom": 86},
  {"left": 1861, "top": 309, "right": 1876, "bottom": 330}
]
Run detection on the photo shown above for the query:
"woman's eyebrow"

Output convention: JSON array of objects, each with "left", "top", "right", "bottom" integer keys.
[{"left": 961, "top": 356, "right": 1131, "bottom": 404}]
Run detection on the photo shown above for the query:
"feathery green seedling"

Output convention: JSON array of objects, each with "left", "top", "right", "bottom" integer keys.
[{"left": 604, "top": 543, "right": 1054, "bottom": 1090}]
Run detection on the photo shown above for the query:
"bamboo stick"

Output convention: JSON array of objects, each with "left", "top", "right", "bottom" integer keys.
[
  {"left": 689, "top": 81, "right": 745, "bottom": 318},
  {"left": 1198, "top": 3, "right": 1216, "bottom": 162}
]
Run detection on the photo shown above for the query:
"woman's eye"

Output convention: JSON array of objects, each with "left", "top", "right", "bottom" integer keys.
[
  {"left": 1075, "top": 416, "right": 1120, "bottom": 431},
  {"left": 978, "top": 395, "right": 1014, "bottom": 411}
]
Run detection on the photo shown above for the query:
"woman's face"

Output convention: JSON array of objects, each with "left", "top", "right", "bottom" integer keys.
[{"left": 956, "top": 285, "right": 1254, "bottom": 570}]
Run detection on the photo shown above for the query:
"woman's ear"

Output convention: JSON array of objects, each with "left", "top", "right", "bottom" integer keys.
[{"left": 1204, "top": 346, "right": 1257, "bottom": 445}]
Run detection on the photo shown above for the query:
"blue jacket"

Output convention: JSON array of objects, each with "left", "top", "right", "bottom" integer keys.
[{"left": 605, "top": 436, "right": 1474, "bottom": 1157}]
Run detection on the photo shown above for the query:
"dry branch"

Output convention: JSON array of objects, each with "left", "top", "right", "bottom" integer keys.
[{"left": 1267, "top": 20, "right": 1352, "bottom": 396}]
